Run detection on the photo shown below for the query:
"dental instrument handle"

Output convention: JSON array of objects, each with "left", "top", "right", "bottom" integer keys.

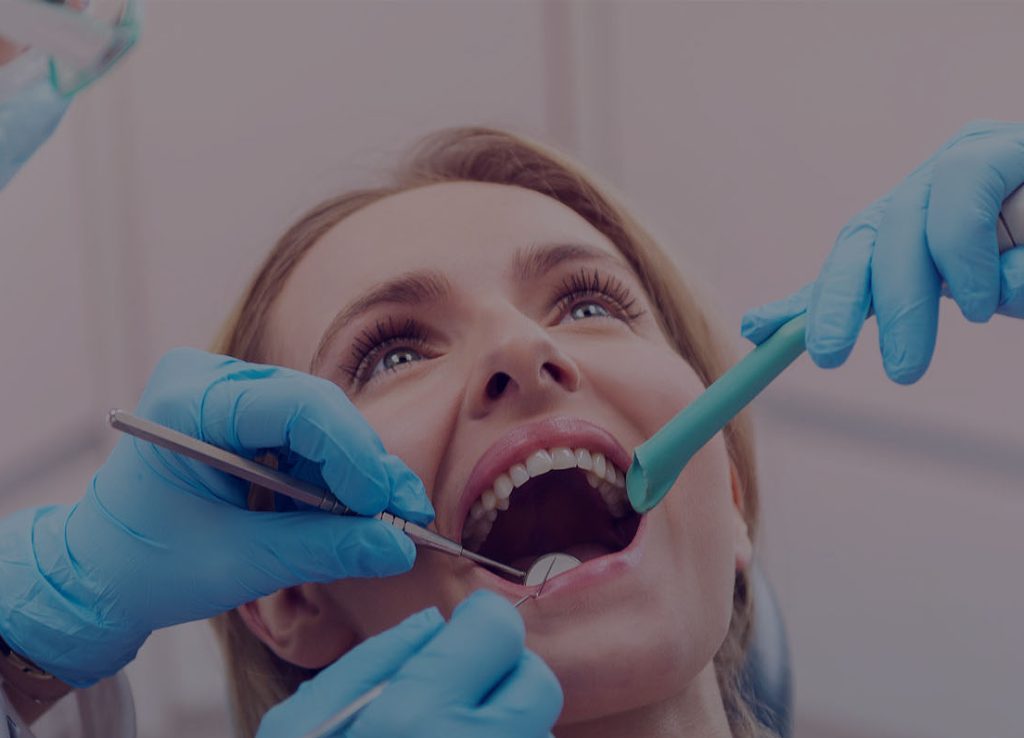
[
  {"left": 627, "top": 184, "right": 1024, "bottom": 514},
  {"left": 300, "top": 681, "right": 390, "bottom": 738},
  {"left": 109, "top": 409, "right": 352, "bottom": 514},
  {"left": 108, "top": 410, "right": 525, "bottom": 580}
]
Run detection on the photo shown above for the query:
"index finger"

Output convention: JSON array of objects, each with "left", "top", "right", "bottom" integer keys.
[{"left": 199, "top": 364, "right": 433, "bottom": 524}]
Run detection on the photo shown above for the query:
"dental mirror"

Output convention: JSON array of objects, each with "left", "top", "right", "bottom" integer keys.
[
  {"left": 523, "top": 552, "right": 582, "bottom": 587},
  {"left": 514, "top": 552, "right": 582, "bottom": 607}
]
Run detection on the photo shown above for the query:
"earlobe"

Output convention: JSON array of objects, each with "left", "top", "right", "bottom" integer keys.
[
  {"left": 729, "top": 464, "right": 753, "bottom": 572},
  {"left": 733, "top": 514, "right": 753, "bottom": 572},
  {"left": 237, "top": 600, "right": 277, "bottom": 646},
  {"left": 236, "top": 584, "right": 357, "bottom": 669}
]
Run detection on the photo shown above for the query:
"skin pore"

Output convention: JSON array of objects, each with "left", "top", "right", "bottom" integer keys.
[{"left": 237, "top": 181, "right": 752, "bottom": 738}]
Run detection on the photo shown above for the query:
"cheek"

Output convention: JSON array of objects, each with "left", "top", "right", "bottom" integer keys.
[
  {"left": 660, "top": 435, "right": 739, "bottom": 644},
  {"left": 354, "top": 384, "right": 456, "bottom": 504},
  {"left": 585, "top": 336, "right": 709, "bottom": 433},
  {"left": 667, "top": 437, "right": 738, "bottom": 576},
  {"left": 321, "top": 550, "right": 466, "bottom": 640}
]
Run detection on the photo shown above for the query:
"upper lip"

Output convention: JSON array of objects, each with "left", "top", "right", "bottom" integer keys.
[{"left": 452, "top": 415, "right": 633, "bottom": 537}]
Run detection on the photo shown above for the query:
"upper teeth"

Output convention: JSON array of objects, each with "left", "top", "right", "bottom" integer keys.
[{"left": 461, "top": 447, "right": 628, "bottom": 550}]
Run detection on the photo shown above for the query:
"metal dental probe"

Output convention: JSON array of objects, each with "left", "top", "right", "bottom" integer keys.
[
  {"left": 512, "top": 555, "right": 558, "bottom": 607},
  {"left": 108, "top": 410, "right": 526, "bottom": 580}
]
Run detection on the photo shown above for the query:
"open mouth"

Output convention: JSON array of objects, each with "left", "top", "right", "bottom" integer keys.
[{"left": 460, "top": 448, "right": 642, "bottom": 583}]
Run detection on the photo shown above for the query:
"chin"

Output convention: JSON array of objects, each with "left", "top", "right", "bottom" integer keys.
[{"left": 540, "top": 615, "right": 720, "bottom": 724}]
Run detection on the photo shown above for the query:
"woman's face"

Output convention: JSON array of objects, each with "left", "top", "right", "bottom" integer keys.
[{"left": 258, "top": 181, "right": 751, "bottom": 723}]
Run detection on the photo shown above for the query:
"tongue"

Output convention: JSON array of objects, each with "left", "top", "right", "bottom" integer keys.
[{"left": 511, "top": 542, "right": 614, "bottom": 573}]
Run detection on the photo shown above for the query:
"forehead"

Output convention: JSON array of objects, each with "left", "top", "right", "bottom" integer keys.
[
  {"left": 267, "top": 181, "right": 623, "bottom": 366},
  {"left": 317, "top": 181, "right": 615, "bottom": 272}
]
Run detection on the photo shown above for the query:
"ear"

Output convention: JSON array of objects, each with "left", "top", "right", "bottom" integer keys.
[
  {"left": 729, "top": 463, "right": 753, "bottom": 573},
  {"left": 237, "top": 584, "right": 357, "bottom": 669}
]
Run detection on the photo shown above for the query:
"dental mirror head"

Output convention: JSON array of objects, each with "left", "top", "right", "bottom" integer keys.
[{"left": 523, "top": 552, "right": 582, "bottom": 587}]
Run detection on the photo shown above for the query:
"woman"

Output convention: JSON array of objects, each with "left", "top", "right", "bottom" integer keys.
[
  {"left": 209, "top": 126, "right": 770, "bottom": 738},
  {"left": 211, "top": 119, "right": 1024, "bottom": 736}
]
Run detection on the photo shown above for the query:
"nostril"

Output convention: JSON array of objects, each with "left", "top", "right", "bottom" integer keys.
[
  {"left": 543, "top": 362, "right": 564, "bottom": 384},
  {"left": 486, "top": 372, "right": 511, "bottom": 399}
]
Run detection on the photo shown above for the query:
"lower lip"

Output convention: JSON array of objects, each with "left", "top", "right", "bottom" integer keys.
[{"left": 469, "top": 513, "right": 650, "bottom": 599}]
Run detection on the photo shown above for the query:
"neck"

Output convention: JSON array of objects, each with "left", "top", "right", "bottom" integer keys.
[{"left": 554, "top": 661, "right": 733, "bottom": 738}]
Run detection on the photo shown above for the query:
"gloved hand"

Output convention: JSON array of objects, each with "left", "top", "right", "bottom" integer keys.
[
  {"left": 741, "top": 120, "right": 1024, "bottom": 384},
  {"left": 256, "top": 591, "right": 563, "bottom": 738},
  {"left": 0, "top": 50, "right": 71, "bottom": 190},
  {"left": 0, "top": 348, "right": 434, "bottom": 687}
]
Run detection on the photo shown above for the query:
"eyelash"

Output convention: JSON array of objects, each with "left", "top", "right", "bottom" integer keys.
[{"left": 341, "top": 268, "right": 646, "bottom": 387}]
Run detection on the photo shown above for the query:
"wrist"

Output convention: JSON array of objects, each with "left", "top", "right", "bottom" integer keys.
[
  {"left": 0, "top": 630, "right": 52, "bottom": 680},
  {"left": 0, "top": 505, "right": 142, "bottom": 687},
  {"left": 0, "top": 635, "right": 73, "bottom": 724}
]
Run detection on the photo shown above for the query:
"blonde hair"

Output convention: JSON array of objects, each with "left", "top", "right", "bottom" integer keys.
[{"left": 209, "top": 126, "right": 776, "bottom": 738}]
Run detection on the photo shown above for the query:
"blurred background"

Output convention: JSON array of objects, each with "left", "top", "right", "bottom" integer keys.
[{"left": 3, "top": 2, "right": 1023, "bottom": 736}]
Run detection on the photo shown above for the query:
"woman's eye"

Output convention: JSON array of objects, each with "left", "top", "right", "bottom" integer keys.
[
  {"left": 566, "top": 301, "right": 613, "bottom": 321},
  {"left": 343, "top": 317, "right": 431, "bottom": 387},
  {"left": 553, "top": 268, "right": 645, "bottom": 325},
  {"left": 351, "top": 341, "right": 428, "bottom": 387},
  {"left": 375, "top": 347, "right": 423, "bottom": 376}
]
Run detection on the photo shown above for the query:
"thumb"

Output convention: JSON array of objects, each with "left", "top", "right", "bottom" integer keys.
[{"left": 740, "top": 283, "right": 813, "bottom": 345}]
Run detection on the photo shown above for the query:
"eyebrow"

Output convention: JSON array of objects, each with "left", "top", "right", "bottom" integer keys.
[{"left": 309, "top": 241, "right": 630, "bottom": 373}]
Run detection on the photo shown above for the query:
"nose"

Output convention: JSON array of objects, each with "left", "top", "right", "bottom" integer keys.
[{"left": 465, "top": 317, "right": 582, "bottom": 419}]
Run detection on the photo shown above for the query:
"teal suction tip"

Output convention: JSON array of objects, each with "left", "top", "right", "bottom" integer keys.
[{"left": 626, "top": 313, "right": 808, "bottom": 513}]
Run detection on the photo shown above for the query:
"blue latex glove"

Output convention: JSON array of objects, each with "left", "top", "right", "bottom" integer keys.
[
  {"left": 0, "top": 348, "right": 434, "bottom": 687},
  {"left": 0, "top": 51, "right": 71, "bottom": 190},
  {"left": 256, "top": 591, "right": 563, "bottom": 738},
  {"left": 742, "top": 120, "right": 1024, "bottom": 384}
]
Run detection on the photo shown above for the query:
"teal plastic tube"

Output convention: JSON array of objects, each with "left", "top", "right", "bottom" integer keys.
[{"left": 626, "top": 313, "right": 808, "bottom": 513}]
